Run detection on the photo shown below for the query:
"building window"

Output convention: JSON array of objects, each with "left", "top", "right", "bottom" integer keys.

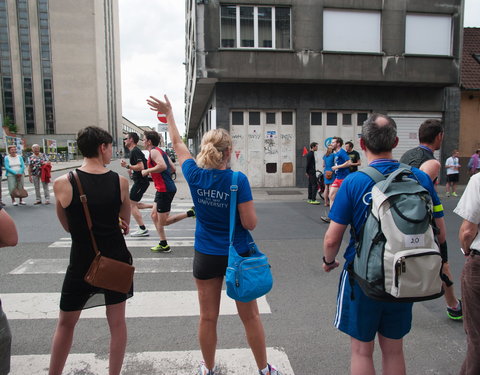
[
  {"left": 311, "top": 112, "right": 322, "bottom": 125},
  {"left": 357, "top": 112, "right": 368, "bottom": 125},
  {"left": 405, "top": 14, "right": 452, "bottom": 56},
  {"left": 323, "top": 9, "right": 381, "bottom": 53},
  {"left": 342, "top": 113, "right": 352, "bottom": 125},
  {"left": 327, "top": 112, "right": 337, "bottom": 126},
  {"left": 232, "top": 111, "right": 244, "bottom": 125},
  {"left": 266, "top": 112, "right": 276, "bottom": 124},
  {"left": 249, "top": 111, "right": 260, "bottom": 125},
  {"left": 220, "top": 5, "right": 291, "bottom": 49},
  {"left": 281, "top": 111, "right": 293, "bottom": 125}
]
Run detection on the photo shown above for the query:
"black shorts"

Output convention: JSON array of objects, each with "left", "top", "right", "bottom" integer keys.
[
  {"left": 154, "top": 191, "right": 176, "bottom": 213},
  {"left": 446, "top": 174, "right": 459, "bottom": 183},
  {"left": 129, "top": 179, "right": 149, "bottom": 202},
  {"left": 193, "top": 249, "right": 250, "bottom": 280}
]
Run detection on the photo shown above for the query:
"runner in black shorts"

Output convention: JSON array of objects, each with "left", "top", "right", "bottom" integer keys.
[
  {"left": 121, "top": 132, "right": 152, "bottom": 237},
  {"left": 142, "top": 131, "right": 195, "bottom": 253}
]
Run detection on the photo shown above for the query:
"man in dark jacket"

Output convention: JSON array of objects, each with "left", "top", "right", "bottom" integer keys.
[{"left": 306, "top": 142, "right": 320, "bottom": 204}]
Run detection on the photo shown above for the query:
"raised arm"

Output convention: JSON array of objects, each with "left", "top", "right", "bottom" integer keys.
[{"left": 147, "top": 95, "right": 192, "bottom": 166}]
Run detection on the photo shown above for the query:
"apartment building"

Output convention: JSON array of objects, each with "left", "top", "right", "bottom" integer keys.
[{"left": 185, "top": 0, "right": 463, "bottom": 187}]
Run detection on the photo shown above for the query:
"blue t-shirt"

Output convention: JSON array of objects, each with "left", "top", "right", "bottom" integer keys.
[
  {"left": 182, "top": 159, "right": 253, "bottom": 255},
  {"left": 329, "top": 161, "right": 444, "bottom": 263},
  {"left": 334, "top": 148, "right": 350, "bottom": 180}
]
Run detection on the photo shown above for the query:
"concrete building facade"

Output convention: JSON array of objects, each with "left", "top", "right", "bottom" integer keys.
[
  {"left": 0, "top": 0, "right": 122, "bottom": 150},
  {"left": 185, "top": 0, "right": 463, "bottom": 187}
]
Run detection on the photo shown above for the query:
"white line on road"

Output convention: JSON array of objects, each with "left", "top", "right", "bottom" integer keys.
[
  {"left": 1, "top": 291, "right": 271, "bottom": 319},
  {"left": 10, "top": 258, "right": 194, "bottom": 274},
  {"left": 10, "top": 348, "right": 294, "bottom": 375},
  {"left": 48, "top": 239, "right": 195, "bottom": 248}
]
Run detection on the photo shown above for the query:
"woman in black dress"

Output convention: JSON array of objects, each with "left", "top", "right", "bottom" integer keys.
[{"left": 49, "top": 127, "right": 132, "bottom": 375}]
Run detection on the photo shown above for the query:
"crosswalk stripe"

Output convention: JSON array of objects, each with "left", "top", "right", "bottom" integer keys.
[
  {"left": 10, "top": 258, "right": 194, "bottom": 274},
  {"left": 48, "top": 239, "right": 195, "bottom": 248},
  {"left": 10, "top": 348, "right": 294, "bottom": 374},
  {"left": 1, "top": 291, "right": 271, "bottom": 319}
]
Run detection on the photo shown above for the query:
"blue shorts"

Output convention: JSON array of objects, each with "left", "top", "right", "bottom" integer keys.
[{"left": 334, "top": 269, "right": 413, "bottom": 342}]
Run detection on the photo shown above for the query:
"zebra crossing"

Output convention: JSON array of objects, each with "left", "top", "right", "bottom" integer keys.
[{"left": 1, "top": 195, "right": 295, "bottom": 374}]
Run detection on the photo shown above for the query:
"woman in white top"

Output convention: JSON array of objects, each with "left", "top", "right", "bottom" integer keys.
[{"left": 4, "top": 145, "right": 26, "bottom": 206}]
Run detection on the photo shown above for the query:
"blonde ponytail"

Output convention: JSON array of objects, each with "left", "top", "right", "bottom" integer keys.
[{"left": 196, "top": 129, "right": 232, "bottom": 169}]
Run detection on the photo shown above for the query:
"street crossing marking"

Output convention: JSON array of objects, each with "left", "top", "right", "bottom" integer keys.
[
  {"left": 1, "top": 291, "right": 271, "bottom": 319},
  {"left": 48, "top": 239, "right": 195, "bottom": 248},
  {"left": 10, "top": 348, "right": 294, "bottom": 375},
  {"left": 10, "top": 257, "right": 194, "bottom": 274}
]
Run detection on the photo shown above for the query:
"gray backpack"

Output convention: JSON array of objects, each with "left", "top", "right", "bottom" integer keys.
[{"left": 350, "top": 165, "right": 446, "bottom": 302}]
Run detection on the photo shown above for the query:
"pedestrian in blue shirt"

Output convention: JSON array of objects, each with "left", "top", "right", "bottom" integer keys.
[
  {"left": 322, "top": 114, "right": 447, "bottom": 375},
  {"left": 146, "top": 95, "right": 282, "bottom": 375}
]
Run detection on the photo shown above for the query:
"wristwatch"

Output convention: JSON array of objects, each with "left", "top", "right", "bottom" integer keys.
[
  {"left": 126, "top": 164, "right": 130, "bottom": 169},
  {"left": 323, "top": 256, "right": 336, "bottom": 266}
]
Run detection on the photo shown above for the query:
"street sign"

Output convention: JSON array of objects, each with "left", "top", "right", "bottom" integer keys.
[
  {"left": 157, "top": 112, "right": 167, "bottom": 123},
  {"left": 157, "top": 123, "right": 168, "bottom": 133}
]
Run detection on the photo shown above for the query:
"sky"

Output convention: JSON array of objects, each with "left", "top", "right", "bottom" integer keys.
[{"left": 119, "top": 0, "right": 480, "bottom": 136}]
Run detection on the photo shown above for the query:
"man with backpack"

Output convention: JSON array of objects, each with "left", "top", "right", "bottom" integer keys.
[{"left": 322, "top": 114, "right": 447, "bottom": 375}]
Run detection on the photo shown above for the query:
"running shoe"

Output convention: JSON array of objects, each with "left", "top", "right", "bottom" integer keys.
[
  {"left": 447, "top": 299, "right": 463, "bottom": 321},
  {"left": 452, "top": 192, "right": 458, "bottom": 197},
  {"left": 309, "top": 200, "right": 321, "bottom": 205},
  {"left": 259, "top": 363, "right": 283, "bottom": 375},
  {"left": 19, "top": 201, "right": 26, "bottom": 206},
  {"left": 151, "top": 244, "right": 172, "bottom": 253},
  {"left": 131, "top": 228, "right": 149, "bottom": 237},
  {"left": 198, "top": 361, "right": 217, "bottom": 375},
  {"left": 12, "top": 202, "right": 18, "bottom": 206},
  {"left": 320, "top": 216, "right": 331, "bottom": 223},
  {"left": 445, "top": 192, "right": 450, "bottom": 197}
]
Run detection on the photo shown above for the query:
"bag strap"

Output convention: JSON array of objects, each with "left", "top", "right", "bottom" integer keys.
[
  {"left": 229, "top": 171, "right": 239, "bottom": 246},
  {"left": 71, "top": 170, "right": 100, "bottom": 257}
]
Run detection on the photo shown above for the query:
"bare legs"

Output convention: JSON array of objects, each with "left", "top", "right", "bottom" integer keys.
[
  {"left": 195, "top": 277, "right": 268, "bottom": 371},
  {"left": 49, "top": 310, "right": 81, "bottom": 375},
  {"left": 350, "top": 335, "right": 405, "bottom": 375},
  {"left": 131, "top": 201, "right": 146, "bottom": 228},
  {"left": 49, "top": 302, "right": 127, "bottom": 375}
]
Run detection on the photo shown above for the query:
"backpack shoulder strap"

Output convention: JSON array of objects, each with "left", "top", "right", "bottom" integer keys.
[{"left": 358, "top": 166, "right": 386, "bottom": 183}]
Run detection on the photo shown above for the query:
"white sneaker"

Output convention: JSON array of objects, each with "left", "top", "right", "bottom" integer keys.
[
  {"left": 130, "top": 228, "right": 149, "bottom": 237},
  {"left": 259, "top": 364, "right": 283, "bottom": 375},
  {"left": 198, "top": 361, "right": 217, "bottom": 375}
]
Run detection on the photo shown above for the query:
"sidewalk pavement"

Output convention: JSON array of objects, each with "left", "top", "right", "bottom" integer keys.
[{"left": 4, "top": 159, "right": 468, "bottom": 202}]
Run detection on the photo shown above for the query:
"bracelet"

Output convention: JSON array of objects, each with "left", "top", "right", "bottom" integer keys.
[{"left": 323, "top": 256, "right": 336, "bottom": 266}]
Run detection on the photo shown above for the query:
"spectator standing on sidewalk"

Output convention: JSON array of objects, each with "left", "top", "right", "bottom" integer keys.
[
  {"left": 141, "top": 131, "right": 195, "bottom": 253},
  {"left": 323, "top": 114, "right": 446, "bottom": 375},
  {"left": 345, "top": 141, "right": 361, "bottom": 173},
  {"left": 4, "top": 145, "right": 26, "bottom": 206},
  {"left": 321, "top": 137, "right": 350, "bottom": 223},
  {"left": 322, "top": 144, "right": 335, "bottom": 207},
  {"left": 306, "top": 142, "right": 320, "bottom": 205},
  {"left": 121, "top": 132, "right": 153, "bottom": 237},
  {"left": 445, "top": 149, "right": 460, "bottom": 197},
  {"left": 0, "top": 207, "right": 18, "bottom": 375},
  {"left": 147, "top": 94, "right": 282, "bottom": 375},
  {"left": 28, "top": 144, "right": 51, "bottom": 205},
  {"left": 454, "top": 173, "right": 480, "bottom": 375},
  {"left": 400, "top": 119, "right": 462, "bottom": 320},
  {"left": 467, "top": 149, "right": 480, "bottom": 176}
]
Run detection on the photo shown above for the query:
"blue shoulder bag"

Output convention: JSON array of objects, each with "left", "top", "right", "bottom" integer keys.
[{"left": 225, "top": 172, "right": 273, "bottom": 302}]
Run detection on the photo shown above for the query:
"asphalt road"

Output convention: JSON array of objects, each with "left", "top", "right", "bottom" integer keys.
[{"left": 0, "top": 162, "right": 467, "bottom": 374}]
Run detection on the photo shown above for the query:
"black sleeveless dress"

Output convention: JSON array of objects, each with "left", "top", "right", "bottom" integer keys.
[{"left": 59, "top": 169, "right": 133, "bottom": 311}]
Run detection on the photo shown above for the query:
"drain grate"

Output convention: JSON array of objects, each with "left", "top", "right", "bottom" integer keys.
[{"left": 266, "top": 190, "right": 303, "bottom": 195}]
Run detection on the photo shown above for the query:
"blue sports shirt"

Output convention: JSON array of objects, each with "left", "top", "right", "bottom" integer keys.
[
  {"left": 182, "top": 158, "right": 253, "bottom": 255},
  {"left": 329, "top": 160, "right": 444, "bottom": 263},
  {"left": 334, "top": 148, "right": 350, "bottom": 180}
]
